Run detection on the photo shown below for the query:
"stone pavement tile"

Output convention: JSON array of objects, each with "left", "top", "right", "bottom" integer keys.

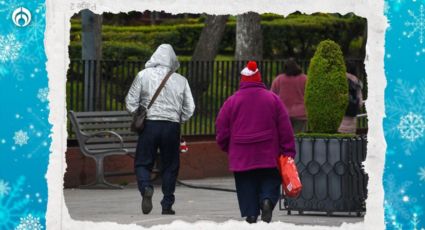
[{"left": 64, "top": 177, "right": 364, "bottom": 227}]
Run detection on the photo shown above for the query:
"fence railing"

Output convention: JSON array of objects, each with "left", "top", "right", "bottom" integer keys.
[{"left": 67, "top": 59, "right": 367, "bottom": 137}]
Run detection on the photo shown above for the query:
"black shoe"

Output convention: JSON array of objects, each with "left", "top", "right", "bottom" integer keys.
[
  {"left": 162, "top": 207, "right": 175, "bottom": 215},
  {"left": 245, "top": 216, "right": 257, "bottom": 224},
  {"left": 141, "top": 187, "right": 153, "bottom": 214},
  {"left": 260, "top": 199, "right": 273, "bottom": 223}
]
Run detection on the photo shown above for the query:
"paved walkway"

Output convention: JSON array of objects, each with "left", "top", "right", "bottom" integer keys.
[{"left": 64, "top": 177, "right": 363, "bottom": 228}]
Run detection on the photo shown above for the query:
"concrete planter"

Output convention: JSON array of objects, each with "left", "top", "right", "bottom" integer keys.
[{"left": 282, "top": 136, "right": 368, "bottom": 216}]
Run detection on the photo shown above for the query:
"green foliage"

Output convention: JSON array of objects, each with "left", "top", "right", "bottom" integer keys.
[
  {"left": 261, "top": 13, "right": 285, "bottom": 21},
  {"left": 348, "top": 36, "right": 364, "bottom": 58},
  {"left": 69, "top": 13, "right": 366, "bottom": 60},
  {"left": 68, "top": 41, "right": 152, "bottom": 60},
  {"left": 262, "top": 14, "right": 366, "bottom": 59},
  {"left": 305, "top": 40, "right": 348, "bottom": 133},
  {"left": 103, "top": 42, "right": 152, "bottom": 61}
]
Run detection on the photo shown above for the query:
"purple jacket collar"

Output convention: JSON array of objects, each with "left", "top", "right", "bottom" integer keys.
[{"left": 239, "top": 81, "right": 267, "bottom": 89}]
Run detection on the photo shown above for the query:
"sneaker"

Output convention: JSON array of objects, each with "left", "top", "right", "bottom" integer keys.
[
  {"left": 161, "top": 207, "right": 176, "bottom": 215},
  {"left": 245, "top": 216, "right": 257, "bottom": 224},
  {"left": 260, "top": 199, "right": 273, "bottom": 223},
  {"left": 141, "top": 187, "right": 153, "bottom": 214}
]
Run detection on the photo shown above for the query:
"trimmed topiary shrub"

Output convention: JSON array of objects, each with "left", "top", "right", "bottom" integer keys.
[{"left": 305, "top": 40, "right": 348, "bottom": 133}]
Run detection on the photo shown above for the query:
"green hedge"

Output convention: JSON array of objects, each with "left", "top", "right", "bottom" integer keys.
[
  {"left": 305, "top": 40, "right": 348, "bottom": 133},
  {"left": 69, "top": 14, "right": 366, "bottom": 60},
  {"left": 69, "top": 42, "right": 153, "bottom": 60}
]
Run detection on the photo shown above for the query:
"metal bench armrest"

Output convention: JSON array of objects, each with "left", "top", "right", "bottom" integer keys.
[{"left": 85, "top": 130, "right": 125, "bottom": 150}]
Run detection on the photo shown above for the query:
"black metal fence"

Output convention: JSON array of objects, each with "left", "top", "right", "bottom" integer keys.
[
  {"left": 279, "top": 136, "right": 368, "bottom": 216},
  {"left": 67, "top": 59, "right": 367, "bottom": 137}
]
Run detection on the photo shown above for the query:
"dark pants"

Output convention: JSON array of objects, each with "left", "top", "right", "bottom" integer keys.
[
  {"left": 290, "top": 118, "right": 307, "bottom": 133},
  {"left": 134, "top": 120, "right": 180, "bottom": 209},
  {"left": 234, "top": 168, "right": 281, "bottom": 217}
]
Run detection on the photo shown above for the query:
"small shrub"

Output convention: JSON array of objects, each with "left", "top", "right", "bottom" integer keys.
[{"left": 305, "top": 40, "right": 348, "bottom": 133}]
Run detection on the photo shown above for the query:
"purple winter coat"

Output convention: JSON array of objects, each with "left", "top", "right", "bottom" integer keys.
[{"left": 216, "top": 82, "right": 296, "bottom": 172}]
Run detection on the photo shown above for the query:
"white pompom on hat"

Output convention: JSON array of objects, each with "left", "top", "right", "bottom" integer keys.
[{"left": 240, "top": 61, "right": 259, "bottom": 77}]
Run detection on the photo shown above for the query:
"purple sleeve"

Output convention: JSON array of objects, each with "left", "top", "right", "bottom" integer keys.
[
  {"left": 216, "top": 99, "right": 232, "bottom": 153},
  {"left": 275, "top": 97, "right": 296, "bottom": 158}
]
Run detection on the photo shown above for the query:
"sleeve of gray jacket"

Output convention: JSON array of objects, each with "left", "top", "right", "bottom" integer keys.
[
  {"left": 125, "top": 73, "right": 143, "bottom": 114},
  {"left": 181, "top": 80, "right": 195, "bottom": 123}
]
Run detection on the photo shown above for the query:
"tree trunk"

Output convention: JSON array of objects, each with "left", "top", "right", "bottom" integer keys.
[
  {"left": 192, "top": 15, "right": 229, "bottom": 61},
  {"left": 235, "top": 12, "right": 263, "bottom": 61},
  {"left": 189, "top": 15, "right": 228, "bottom": 116},
  {"left": 81, "top": 10, "right": 102, "bottom": 111}
]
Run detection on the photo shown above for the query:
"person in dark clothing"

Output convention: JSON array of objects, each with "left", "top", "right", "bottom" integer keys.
[{"left": 125, "top": 44, "right": 195, "bottom": 215}]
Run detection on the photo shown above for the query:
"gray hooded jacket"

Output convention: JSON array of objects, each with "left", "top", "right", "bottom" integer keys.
[{"left": 125, "top": 44, "right": 195, "bottom": 123}]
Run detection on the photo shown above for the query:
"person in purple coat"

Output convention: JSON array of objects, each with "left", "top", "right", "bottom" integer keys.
[{"left": 216, "top": 61, "right": 296, "bottom": 223}]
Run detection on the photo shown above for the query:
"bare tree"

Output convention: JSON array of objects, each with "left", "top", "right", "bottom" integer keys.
[
  {"left": 235, "top": 12, "right": 263, "bottom": 60},
  {"left": 81, "top": 10, "right": 102, "bottom": 111}
]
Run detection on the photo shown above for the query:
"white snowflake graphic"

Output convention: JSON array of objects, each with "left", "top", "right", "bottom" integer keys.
[
  {"left": 15, "top": 214, "right": 43, "bottom": 230},
  {"left": 384, "top": 174, "right": 414, "bottom": 220},
  {"left": 385, "top": 202, "right": 404, "bottom": 230},
  {"left": 37, "top": 88, "right": 48, "bottom": 103},
  {"left": 412, "top": 213, "right": 420, "bottom": 230},
  {"left": 0, "top": 180, "right": 10, "bottom": 197},
  {"left": 386, "top": 79, "right": 425, "bottom": 155},
  {"left": 0, "top": 34, "right": 22, "bottom": 63},
  {"left": 23, "top": 108, "right": 51, "bottom": 158},
  {"left": 13, "top": 130, "right": 29, "bottom": 146},
  {"left": 404, "top": 4, "right": 425, "bottom": 44},
  {"left": 397, "top": 112, "right": 425, "bottom": 142},
  {"left": 418, "top": 167, "right": 425, "bottom": 181},
  {"left": 0, "top": 177, "right": 30, "bottom": 229}
]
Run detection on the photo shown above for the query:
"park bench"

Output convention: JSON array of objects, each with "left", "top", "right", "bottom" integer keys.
[{"left": 68, "top": 110, "right": 159, "bottom": 189}]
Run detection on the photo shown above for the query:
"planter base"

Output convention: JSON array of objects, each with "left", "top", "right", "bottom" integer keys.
[{"left": 280, "top": 136, "right": 368, "bottom": 214}]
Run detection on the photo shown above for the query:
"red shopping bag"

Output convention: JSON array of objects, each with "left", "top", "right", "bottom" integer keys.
[{"left": 277, "top": 155, "right": 302, "bottom": 197}]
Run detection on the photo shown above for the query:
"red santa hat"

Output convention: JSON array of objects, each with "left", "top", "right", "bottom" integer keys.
[{"left": 240, "top": 61, "right": 261, "bottom": 82}]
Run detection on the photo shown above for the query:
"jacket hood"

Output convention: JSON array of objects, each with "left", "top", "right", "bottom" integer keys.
[{"left": 145, "top": 44, "right": 180, "bottom": 72}]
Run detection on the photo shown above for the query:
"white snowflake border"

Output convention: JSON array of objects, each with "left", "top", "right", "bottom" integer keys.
[
  {"left": 418, "top": 167, "right": 425, "bottom": 181},
  {"left": 0, "top": 34, "right": 22, "bottom": 63},
  {"left": 397, "top": 112, "right": 425, "bottom": 142},
  {"left": 13, "top": 130, "right": 29, "bottom": 146},
  {"left": 404, "top": 5, "right": 425, "bottom": 44},
  {"left": 386, "top": 79, "right": 425, "bottom": 155},
  {"left": 0, "top": 179, "right": 11, "bottom": 197},
  {"left": 0, "top": 177, "right": 31, "bottom": 229},
  {"left": 37, "top": 88, "right": 49, "bottom": 103},
  {"left": 15, "top": 214, "right": 43, "bottom": 230}
]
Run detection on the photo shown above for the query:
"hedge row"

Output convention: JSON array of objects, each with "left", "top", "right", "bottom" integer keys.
[{"left": 69, "top": 14, "right": 366, "bottom": 60}]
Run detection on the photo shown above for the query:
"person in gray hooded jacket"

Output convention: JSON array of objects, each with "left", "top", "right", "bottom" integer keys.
[{"left": 126, "top": 44, "right": 195, "bottom": 215}]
